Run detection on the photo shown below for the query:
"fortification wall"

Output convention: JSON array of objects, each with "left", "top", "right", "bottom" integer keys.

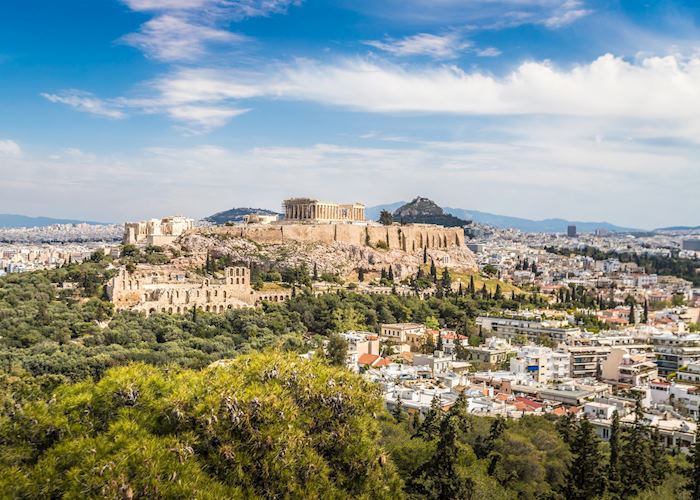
[{"left": 194, "top": 223, "right": 464, "bottom": 250}]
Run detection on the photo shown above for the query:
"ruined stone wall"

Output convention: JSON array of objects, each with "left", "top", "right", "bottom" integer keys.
[
  {"left": 108, "top": 267, "right": 291, "bottom": 316},
  {"left": 195, "top": 223, "right": 464, "bottom": 250}
]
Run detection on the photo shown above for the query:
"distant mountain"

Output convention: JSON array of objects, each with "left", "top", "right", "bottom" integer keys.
[
  {"left": 206, "top": 207, "right": 280, "bottom": 225},
  {"left": 0, "top": 214, "right": 108, "bottom": 228},
  {"left": 391, "top": 197, "right": 470, "bottom": 227},
  {"left": 366, "top": 202, "right": 638, "bottom": 233},
  {"left": 654, "top": 225, "right": 700, "bottom": 232}
]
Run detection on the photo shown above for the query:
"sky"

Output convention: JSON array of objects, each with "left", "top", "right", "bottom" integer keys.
[{"left": 1, "top": 0, "right": 699, "bottom": 228}]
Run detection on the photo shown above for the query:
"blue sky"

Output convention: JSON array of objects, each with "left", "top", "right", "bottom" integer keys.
[{"left": 1, "top": 0, "right": 699, "bottom": 228}]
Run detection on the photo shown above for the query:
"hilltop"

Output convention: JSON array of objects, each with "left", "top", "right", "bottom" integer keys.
[
  {"left": 391, "top": 197, "right": 470, "bottom": 227},
  {"left": 367, "top": 202, "right": 638, "bottom": 233},
  {"left": 205, "top": 207, "right": 280, "bottom": 225}
]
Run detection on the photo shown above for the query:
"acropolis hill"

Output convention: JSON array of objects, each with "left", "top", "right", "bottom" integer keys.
[{"left": 124, "top": 197, "right": 476, "bottom": 281}]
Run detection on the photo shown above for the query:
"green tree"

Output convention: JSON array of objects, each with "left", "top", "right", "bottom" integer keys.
[
  {"left": 620, "top": 397, "right": 653, "bottom": 496},
  {"left": 430, "top": 260, "right": 437, "bottom": 282},
  {"left": 379, "top": 210, "right": 394, "bottom": 226},
  {"left": 688, "top": 414, "right": 700, "bottom": 499},
  {"left": 607, "top": 410, "right": 622, "bottom": 498},
  {"left": 566, "top": 417, "right": 604, "bottom": 500},
  {"left": 441, "top": 268, "right": 452, "bottom": 292},
  {"left": 326, "top": 333, "right": 348, "bottom": 367},
  {"left": 413, "top": 395, "right": 443, "bottom": 440},
  {"left": 392, "top": 392, "right": 405, "bottom": 422}
]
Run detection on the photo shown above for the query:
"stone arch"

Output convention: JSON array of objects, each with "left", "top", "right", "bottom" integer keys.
[
  {"left": 149, "top": 308, "right": 156, "bottom": 315},
  {"left": 205, "top": 305, "right": 210, "bottom": 312},
  {"left": 177, "top": 306, "right": 181, "bottom": 314},
  {"left": 168, "top": 307, "right": 173, "bottom": 314}
]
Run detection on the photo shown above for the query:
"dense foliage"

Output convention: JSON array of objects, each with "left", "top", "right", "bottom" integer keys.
[
  {"left": 0, "top": 352, "right": 402, "bottom": 498},
  {"left": 0, "top": 263, "right": 535, "bottom": 382}
]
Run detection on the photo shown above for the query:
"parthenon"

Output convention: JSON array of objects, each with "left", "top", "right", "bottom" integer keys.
[{"left": 283, "top": 198, "right": 365, "bottom": 223}]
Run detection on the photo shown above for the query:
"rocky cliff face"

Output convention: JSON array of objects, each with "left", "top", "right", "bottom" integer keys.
[{"left": 176, "top": 233, "right": 477, "bottom": 279}]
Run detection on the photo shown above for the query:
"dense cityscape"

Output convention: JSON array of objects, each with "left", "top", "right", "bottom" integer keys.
[{"left": 3, "top": 0, "right": 700, "bottom": 498}]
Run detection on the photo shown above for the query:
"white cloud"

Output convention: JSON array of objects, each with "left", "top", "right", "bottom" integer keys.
[
  {"left": 121, "top": 0, "right": 302, "bottom": 18},
  {"left": 41, "top": 91, "right": 126, "bottom": 119},
  {"left": 0, "top": 139, "right": 21, "bottom": 158},
  {"left": 543, "top": 0, "right": 591, "bottom": 28},
  {"left": 1, "top": 133, "right": 697, "bottom": 228},
  {"left": 166, "top": 105, "right": 250, "bottom": 132},
  {"left": 146, "top": 54, "right": 700, "bottom": 131},
  {"left": 476, "top": 47, "right": 502, "bottom": 57},
  {"left": 119, "top": 1, "right": 301, "bottom": 63},
  {"left": 121, "top": 15, "right": 248, "bottom": 62},
  {"left": 345, "top": 0, "right": 591, "bottom": 29},
  {"left": 365, "top": 33, "right": 471, "bottom": 59}
]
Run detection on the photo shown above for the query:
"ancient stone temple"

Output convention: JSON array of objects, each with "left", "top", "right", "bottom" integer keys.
[
  {"left": 283, "top": 198, "right": 365, "bottom": 223},
  {"left": 123, "top": 216, "right": 194, "bottom": 246}
]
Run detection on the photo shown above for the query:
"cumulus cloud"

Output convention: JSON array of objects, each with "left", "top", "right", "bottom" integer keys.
[
  {"left": 365, "top": 33, "right": 471, "bottom": 59},
  {"left": 44, "top": 52, "right": 700, "bottom": 136},
  {"left": 41, "top": 91, "right": 126, "bottom": 119},
  {"left": 0, "top": 139, "right": 22, "bottom": 158},
  {"left": 142, "top": 54, "right": 700, "bottom": 135}
]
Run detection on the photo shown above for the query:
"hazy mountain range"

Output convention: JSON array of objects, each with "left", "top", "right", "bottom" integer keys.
[
  {"left": 366, "top": 202, "right": 640, "bottom": 233},
  {"left": 0, "top": 214, "right": 108, "bottom": 228}
]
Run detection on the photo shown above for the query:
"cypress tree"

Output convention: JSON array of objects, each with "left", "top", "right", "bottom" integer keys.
[
  {"left": 566, "top": 417, "right": 604, "bottom": 500},
  {"left": 620, "top": 397, "right": 653, "bottom": 496},
  {"left": 441, "top": 268, "right": 452, "bottom": 291},
  {"left": 556, "top": 412, "right": 577, "bottom": 446},
  {"left": 469, "top": 275, "right": 476, "bottom": 296},
  {"left": 458, "top": 282, "right": 463, "bottom": 296},
  {"left": 643, "top": 300, "right": 649, "bottom": 324},
  {"left": 313, "top": 262, "right": 319, "bottom": 281},
  {"left": 607, "top": 410, "right": 621, "bottom": 498},
  {"left": 689, "top": 414, "right": 700, "bottom": 499},
  {"left": 436, "top": 332, "right": 444, "bottom": 352},
  {"left": 358, "top": 267, "right": 365, "bottom": 282},
  {"left": 388, "top": 266, "right": 394, "bottom": 281},
  {"left": 392, "top": 392, "right": 405, "bottom": 422},
  {"left": 430, "top": 259, "right": 437, "bottom": 282},
  {"left": 494, "top": 283, "right": 503, "bottom": 300},
  {"left": 423, "top": 246, "right": 428, "bottom": 264},
  {"left": 628, "top": 303, "right": 636, "bottom": 325}
]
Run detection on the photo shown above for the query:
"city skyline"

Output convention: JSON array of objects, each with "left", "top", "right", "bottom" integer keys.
[{"left": 1, "top": 0, "right": 700, "bottom": 227}]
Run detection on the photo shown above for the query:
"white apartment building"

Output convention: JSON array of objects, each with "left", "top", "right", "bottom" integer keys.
[
  {"left": 650, "top": 333, "right": 700, "bottom": 377},
  {"left": 510, "top": 346, "right": 571, "bottom": 383}
]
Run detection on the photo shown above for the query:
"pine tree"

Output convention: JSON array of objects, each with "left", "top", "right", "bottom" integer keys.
[
  {"left": 566, "top": 417, "right": 604, "bottom": 500},
  {"left": 556, "top": 412, "right": 577, "bottom": 445},
  {"left": 413, "top": 395, "right": 442, "bottom": 440},
  {"left": 607, "top": 410, "right": 621, "bottom": 498}
]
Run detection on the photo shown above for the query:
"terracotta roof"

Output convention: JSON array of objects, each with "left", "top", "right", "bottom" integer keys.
[{"left": 358, "top": 353, "right": 390, "bottom": 367}]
